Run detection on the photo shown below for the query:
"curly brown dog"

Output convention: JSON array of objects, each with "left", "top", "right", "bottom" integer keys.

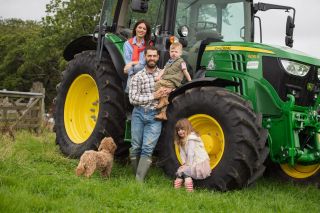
[{"left": 76, "top": 137, "right": 117, "bottom": 178}]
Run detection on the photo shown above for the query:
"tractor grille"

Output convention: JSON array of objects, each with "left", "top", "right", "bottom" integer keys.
[
  {"left": 212, "top": 52, "right": 246, "bottom": 72},
  {"left": 230, "top": 53, "right": 246, "bottom": 72},
  {"left": 263, "top": 56, "right": 320, "bottom": 107}
]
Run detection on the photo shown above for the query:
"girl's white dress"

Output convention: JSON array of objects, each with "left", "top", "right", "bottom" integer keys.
[{"left": 177, "top": 132, "right": 211, "bottom": 179}]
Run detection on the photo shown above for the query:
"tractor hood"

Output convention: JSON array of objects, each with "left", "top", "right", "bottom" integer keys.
[{"left": 205, "top": 42, "right": 320, "bottom": 67}]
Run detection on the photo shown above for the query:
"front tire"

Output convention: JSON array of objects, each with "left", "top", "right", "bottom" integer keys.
[
  {"left": 55, "top": 50, "right": 129, "bottom": 158},
  {"left": 268, "top": 162, "right": 320, "bottom": 187},
  {"left": 157, "top": 86, "right": 269, "bottom": 191}
]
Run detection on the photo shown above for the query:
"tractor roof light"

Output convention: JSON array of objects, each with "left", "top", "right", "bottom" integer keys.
[
  {"left": 169, "top": 36, "right": 179, "bottom": 44},
  {"left": 280, "top": 59, "right": 310, "bottom": 77}
]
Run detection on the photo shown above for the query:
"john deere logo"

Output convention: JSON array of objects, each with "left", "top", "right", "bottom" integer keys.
[
  {"left": 207, "top": 58, "right": 215, "bottom": 70},
  {"left": 307, "top": 83, "right": 314, "bottom": 91}
]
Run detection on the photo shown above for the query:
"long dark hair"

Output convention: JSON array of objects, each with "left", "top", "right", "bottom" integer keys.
[{"left": 132, "top": 20, "right": 151, "bottom": 43}]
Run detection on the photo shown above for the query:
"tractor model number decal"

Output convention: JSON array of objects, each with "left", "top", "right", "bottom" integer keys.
[
  {"left": 248, "top": 54, "right": 259, "bottom": 59},
  {"left": 247, "top": 61, "right": 259, "bottom": 70}
]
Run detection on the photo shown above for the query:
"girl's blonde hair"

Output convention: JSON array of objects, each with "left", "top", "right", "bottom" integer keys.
[{"left": 174, "top": 118, "right": 194, "bottom": 146}]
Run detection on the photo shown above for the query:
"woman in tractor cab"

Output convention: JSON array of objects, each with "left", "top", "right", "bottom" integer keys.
[{"left": 123, "top": 20, "right": 152, "bottom": 93}]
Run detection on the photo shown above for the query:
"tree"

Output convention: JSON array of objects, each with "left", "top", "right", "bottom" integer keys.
[
  {"left": 39, "top": 0, "right": 101, "bottom": 109},
  {"left": 0, "top": 19, "right": 41, "bottom": 91},
  {"left": 0, "top": 0, "right": 103, "bottom": 110}
]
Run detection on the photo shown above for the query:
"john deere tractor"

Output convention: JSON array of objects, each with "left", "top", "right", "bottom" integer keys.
[{"left": 54, "top": 0, "right": 320, "bottom": 191}]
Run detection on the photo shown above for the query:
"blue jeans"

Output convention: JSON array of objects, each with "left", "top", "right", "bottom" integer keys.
[
  {"left": 130, "top": 106, "right": 162, "bottom": 158},
  {"left": 125, "top": 64, "right": 145, "bottom": 93}
]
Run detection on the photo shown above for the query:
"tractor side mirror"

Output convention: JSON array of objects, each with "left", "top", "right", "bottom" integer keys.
[
  {"left": 285, "top": 15, "right": 295, "bottom": 47},
  {"left": 131, "top": 0, "right": 148, "bottom": 13}
]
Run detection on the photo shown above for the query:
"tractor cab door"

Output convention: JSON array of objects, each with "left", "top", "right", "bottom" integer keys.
[
  {"left": 111, "top": 0, "right": 166, "bottom": 40},
  {"left": 174, "top": 0, "right": 252, "bottom": 75},
  {"left": 99, "top": 0, "right": 165, "bottom": 40}
]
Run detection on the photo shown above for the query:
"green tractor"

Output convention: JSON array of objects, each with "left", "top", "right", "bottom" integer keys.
[{"left": 54, "top": 0, "right": 320, "bottom": 191}]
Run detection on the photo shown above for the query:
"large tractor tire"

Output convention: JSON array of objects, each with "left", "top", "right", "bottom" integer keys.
[
  {"left": 157, "top": 86, "right": 269, "bottom": 191},
  {"left": 55, "top": 50, "right": 129, "bottom": 158}
]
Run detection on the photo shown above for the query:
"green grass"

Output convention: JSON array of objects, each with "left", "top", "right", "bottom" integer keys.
[{"left": 0, "top": 131, "right": 319, "bottom": 213}]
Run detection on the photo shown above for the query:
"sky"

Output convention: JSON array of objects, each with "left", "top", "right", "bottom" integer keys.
[{"left": 0, "top": 0, "right": 319, "bottom": 58}]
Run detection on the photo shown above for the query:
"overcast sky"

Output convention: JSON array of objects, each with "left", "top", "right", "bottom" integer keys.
[{"left": 0, "top": 0, "right": 319, "bottom": 58}]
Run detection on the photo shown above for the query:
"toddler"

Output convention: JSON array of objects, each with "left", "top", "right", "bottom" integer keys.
[{"left": 154, "top": 42, "right": 191, "bottom": 120}]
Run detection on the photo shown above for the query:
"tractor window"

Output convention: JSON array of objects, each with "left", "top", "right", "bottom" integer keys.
[
  {"left": 175, "top": 1, "right": 221, "bottom": 49},
  {"left": 221, "top": 2, "right": 244, "bottom": 41},
  {"left": 176, "top": 2, "right": 219, "bottom": 49},
  {"left": 103, "top": 0, "right": 118, "bottom": 27},
  {"left": 174, "top": 0, "right": 246, "bottom": 72},
  {"left": 198, "top": 4, "right": 218, "bottom": 25},
  {"left": 123, "top": 0, "right": 165, "bottom": 35},
  {"left": 175, "top": 0, "right": 246, "bottom": 46}
]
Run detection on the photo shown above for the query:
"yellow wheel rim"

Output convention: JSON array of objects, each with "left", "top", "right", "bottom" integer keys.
[
  {"left": 64, "top": 74, "right": 99, "bottom": 144},
  {"left": 175, "top": 114, "right": 225, "bottom": 169},
  {"left": 280, "top": 163, "right": 320, "bottom": 179}
]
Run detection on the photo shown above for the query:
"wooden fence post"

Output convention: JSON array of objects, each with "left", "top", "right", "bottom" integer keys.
[{"left": 30, "top": 82, "right": 46, "bottom": 133}]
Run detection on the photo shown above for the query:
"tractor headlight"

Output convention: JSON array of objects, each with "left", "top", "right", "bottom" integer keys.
[
  {"left": 317, "top": 67, "right": 320, "bottom": 80},
  {"left": 280, "top": 59, "right": 310, "bottom": 77}
]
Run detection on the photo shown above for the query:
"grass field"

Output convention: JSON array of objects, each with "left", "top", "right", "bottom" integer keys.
[{"left": 0, "top": 131, "right": 319, "bottom": 212}]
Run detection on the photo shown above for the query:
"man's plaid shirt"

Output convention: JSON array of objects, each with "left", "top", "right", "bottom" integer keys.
[{"left": 129, "top": 67, "right": 160, "bottom": 109}]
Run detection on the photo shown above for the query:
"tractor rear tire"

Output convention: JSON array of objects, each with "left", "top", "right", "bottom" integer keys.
[
  {"left": 54, "top": 50, "right": 129, "bottom": 158},
  {"left": 157, "top": 86, "right": 269, "bottom": 191}
]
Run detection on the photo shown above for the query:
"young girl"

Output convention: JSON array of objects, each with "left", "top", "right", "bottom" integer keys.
[{"left": 173, "top": 118, "right": 211, "bottom": 192}]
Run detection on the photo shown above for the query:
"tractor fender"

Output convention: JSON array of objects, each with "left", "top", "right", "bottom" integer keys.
[
  {"left": 63, "top": 35, "right": 97, "bottom": 61},
  {"left": 168, "top": 78, "right": 239, "bottom": 102},
  {"left": 103, "top": 39, "right": 126, "bottom": 81},
  {"left": 63, "top": 35, "right": 126, "bottom": 81}
]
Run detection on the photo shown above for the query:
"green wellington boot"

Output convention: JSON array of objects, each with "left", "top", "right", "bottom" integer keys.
[
  {"left": 135, "top": 156, "right": 152, "bottom": 182},
  {"left": 130, "top": 156, "right": 139, "bottom": 174}
]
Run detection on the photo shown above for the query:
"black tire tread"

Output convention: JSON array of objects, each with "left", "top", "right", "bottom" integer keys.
[
  {"left": 54, "top": 50, "right": 129, "bottom": 158},
  {"left": 158, "top": 86, "right": 268, "bottom": 191}
]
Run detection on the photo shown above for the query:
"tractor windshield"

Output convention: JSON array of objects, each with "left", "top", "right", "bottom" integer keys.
[
  {"left": 175, "top": 0, "right": 250, "bottom": 72},
  {"left": 175, "top": 0, "right": 247, "bottom": 47}
]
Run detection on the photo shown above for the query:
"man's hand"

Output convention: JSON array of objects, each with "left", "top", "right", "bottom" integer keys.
[
  {"left": 123, "top": 63, "right": 132, "bottom": 74},
  {"left": 155, "top": 69, "right": 164, "bottom": 81},
  {"left": 153, "top": 88, "right": 165, "bottom": 99},
  {"left": 162, "top": 87, "right": 172, "bottom": 95},
  {"left": 153, "top": 87, "right": 172, "bottom": 99},
  {"left": 124, "top": 61, "right": 139, "bottom": 74}
]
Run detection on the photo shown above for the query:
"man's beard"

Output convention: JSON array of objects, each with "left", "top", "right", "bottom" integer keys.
[{"left": 146, "top": 60, "right": 157, "bottom": 68}]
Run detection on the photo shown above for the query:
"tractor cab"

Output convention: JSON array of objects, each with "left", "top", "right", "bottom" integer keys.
[
  {"left": 98, "top": 0, "right": 254, "bottom": 71},
  {"left": 98, "top": 0, "right": 296, "bottom": 76}
]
